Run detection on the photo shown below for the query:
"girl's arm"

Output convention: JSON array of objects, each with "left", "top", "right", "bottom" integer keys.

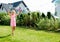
[
  {"left": 8, "top": 11, "right": 11, "bottom": 16},
  {"left": 16, "top": 13, "right": 18, "bottom": 16}
]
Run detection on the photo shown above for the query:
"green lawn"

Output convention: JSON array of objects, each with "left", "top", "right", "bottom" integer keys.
[{"left": 0, "top": 25, "right": 60, "bottom": 42}]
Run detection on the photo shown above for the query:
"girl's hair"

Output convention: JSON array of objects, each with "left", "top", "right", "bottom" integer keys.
[{"left": 11, "top": 10, "right": 16, "bottom": 14}]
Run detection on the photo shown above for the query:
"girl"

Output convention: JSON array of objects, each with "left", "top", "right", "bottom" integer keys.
[{"left": 8, "top": 10, "right": 19, "bottom": 36}]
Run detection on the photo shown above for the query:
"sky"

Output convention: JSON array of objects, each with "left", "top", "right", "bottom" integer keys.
[{"left": 0, "top": 0, "right": 55, "bottom": 14}]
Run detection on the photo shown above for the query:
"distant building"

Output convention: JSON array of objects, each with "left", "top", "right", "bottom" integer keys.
[
  {"left": 0, "top": 1, "right": 29, "bottom": 13},
  {"left": 52, "top": 0, "right": 60, "bottom": 18}
]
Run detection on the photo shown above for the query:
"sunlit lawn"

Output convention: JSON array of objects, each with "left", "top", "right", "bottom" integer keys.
[{"left": 0, "top": 25, "right": 60, "bottom": 42}]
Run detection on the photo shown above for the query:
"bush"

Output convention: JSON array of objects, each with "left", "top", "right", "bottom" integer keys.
[
  {"left": 38, "top": 18, "right": 50, "bottom": 30},
  {"left": 41, "top": 13, "right": 45, "bottom": 18},
  {"left": 0, "top": 12, "right": 60, "bottom": 32},
  {"left": 38, "top": 17, "right": 60, "bottom": 31},
  {"left": 0, "top": 12, "right": 10, "bottom": 25},
  {"left": 47, "top": 12, "right": 51, "bottom": 19},
  {"left": 17, "top": 13, "right": 24, "bottom": 26},
  {"left": 17, "top": 13, "right": 30, "bottom": 26}
]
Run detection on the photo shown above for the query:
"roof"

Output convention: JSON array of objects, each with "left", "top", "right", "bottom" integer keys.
[
  {"left": 10, "top": 1, "right": 27, "bottom": 7},
  {"left": 0, "top": 4, "right": 2, "bottom": 8},
  {"left": 9, "top": 1, "right": 29, "bottom": 11},
  {"left": 52, "top": 0, "right": 56, "bottom": 2},
  {"left": 11, "top": 1, "right": 22, "bottom": 7},
  {"left": 52, "top": 0, "right": 60, "bottom": 3}
]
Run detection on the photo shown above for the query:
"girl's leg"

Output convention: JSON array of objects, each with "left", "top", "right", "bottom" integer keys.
[{"left": 12, "top": 26, "right": 16, "bottom": 36}]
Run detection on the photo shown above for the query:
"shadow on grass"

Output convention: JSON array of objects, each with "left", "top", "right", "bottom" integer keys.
[{"left": 0, "top": 34, "right": 11, "bottom": 38}]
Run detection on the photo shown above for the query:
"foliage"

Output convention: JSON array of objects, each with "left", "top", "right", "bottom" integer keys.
[
  {"left": 0, "top": 11, "right": 60, "bottom": 31},
  {"left": 41, "top": 13, "right": 45, "bottom": 18},
  {"left": 47, "top": 12, "right": 52, "bottom": 19},
  {"left": 0, "top": 12, "right": 10, "bottom": 25}
]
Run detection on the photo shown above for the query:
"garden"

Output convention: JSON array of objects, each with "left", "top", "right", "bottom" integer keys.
[{"left": 0, "top": 12, "right": 60, "bottom": 42}]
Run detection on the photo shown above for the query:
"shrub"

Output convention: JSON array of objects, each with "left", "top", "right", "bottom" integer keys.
[
  {"left": 0, "top": 12, "right": 60, "bottom": 32},
  {"left": 17, "top": 13, "right": 30, "bottom": 26},
  {"left": 38, "top": 18, "right": 50, "bottom": 30},
  {"left": 41, "top": 13, "right": 45, "bottom": 18},
  {"left": 47, "top": 12, "right": 52, "bottom": 19},
  {"left": 0, "top": 12, "right": 10, "bottom": 25},
  {"left": 17, "top": 13, "right": 24, "bottom": 26},
  {"left": 38, "top": 17, "right": 60, "bottom": 31}
]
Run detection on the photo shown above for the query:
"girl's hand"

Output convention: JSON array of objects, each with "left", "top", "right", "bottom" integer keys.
[{"left": 16, "top": 11, "right": 21, "bottom": 16}]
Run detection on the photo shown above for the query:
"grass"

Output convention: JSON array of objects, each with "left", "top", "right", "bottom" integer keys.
[{"left": 0, "top": 25, "right": 60, "bottom": 42}]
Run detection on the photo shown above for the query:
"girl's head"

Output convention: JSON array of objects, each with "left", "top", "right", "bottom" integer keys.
[{"left": 11, "top": 10, "right": 16, "bottom": 14}]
